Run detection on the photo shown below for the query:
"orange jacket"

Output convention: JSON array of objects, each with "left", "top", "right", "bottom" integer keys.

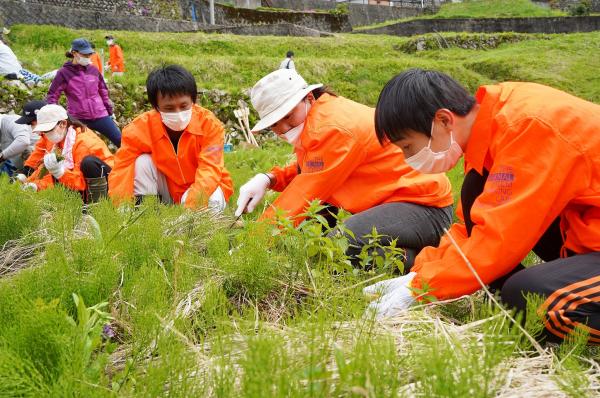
[
  {"left": 108, "top": 44, "right": 124, "bottom": 72},
  {"left": 261, "top": 94, "right": 453, "bottom": 223},
  {"left": 108, "top": 105, "right": 233, "bottom": 208},
  {"left": 27, "top": 127, "right": 114, "bottom": 191},
  {"left": 90, "top": 53, "right": 103, "bottom": 75},
  {"left": 412, "top": 82, "right": 600, "bottom": 300}
]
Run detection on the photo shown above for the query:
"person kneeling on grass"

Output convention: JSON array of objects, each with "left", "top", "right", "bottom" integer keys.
[
  {"left": 367, "top": 68, "right": 600, "bottom": 344},
  {"left": 235, "top": 69, "right": 454, "bottom": 268},
  {"left": 17, "top": 104, "right": 114, "bottom": 203},
  {"left": 0, "top": 110, "right": 38, "bottom": 176},
  {"left": 108, "top": 65, "right": 233, "bottom": 211}
]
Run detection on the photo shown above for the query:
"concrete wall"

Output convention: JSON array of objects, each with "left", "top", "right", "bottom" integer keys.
[
  {"left": 233, "top": 0, "right": 262, "bottom": 8},
  {"left": 193, "top": 0, "right": 352, "bottom": 32},
  {"left": 359, "top": 16, "right": 600, "bottom": 36}
]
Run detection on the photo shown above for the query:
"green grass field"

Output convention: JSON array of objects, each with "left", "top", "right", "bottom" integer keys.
[{"left": 0, "top": 23, "right": 600, "bottom": 396}]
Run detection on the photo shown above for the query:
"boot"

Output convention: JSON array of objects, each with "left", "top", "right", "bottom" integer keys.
[{"left": 85, "top": 177, "right": 108, "bottom": 203}]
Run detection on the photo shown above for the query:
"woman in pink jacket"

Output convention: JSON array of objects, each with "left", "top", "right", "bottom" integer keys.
[{"left": 46, "top": 38, "right": 121, "bottom": 147}]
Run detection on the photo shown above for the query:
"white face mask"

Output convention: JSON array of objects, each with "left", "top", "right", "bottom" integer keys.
[
  {"left": 281, "top": 100, "right": 309, "bottom": 146},
  {"left": 107, "top": 40, "right": 114, "bottom": 46},
  {"left": 46, "top": 124, "right": 67, "bottom": 144},
  {"left": 405, "top": 121, "right": 463, "bottom": 174},
  {"left": 160, "top": 109, "right": 193, "bottom": 132},
  {"left": 77, "top": 56, "right": 92, "bottom": 66}
]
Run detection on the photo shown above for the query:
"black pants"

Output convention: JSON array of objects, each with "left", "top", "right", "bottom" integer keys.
[
  {"left": 80, "top": 156, "right": 112, "bottom": 179},
  {"left": 462, "top": 169, "right": 600, "bottom": 343}
]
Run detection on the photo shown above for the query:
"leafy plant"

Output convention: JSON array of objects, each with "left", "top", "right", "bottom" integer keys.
[{"left": 65, "top": 293, "right": 113, "bottom": 369}]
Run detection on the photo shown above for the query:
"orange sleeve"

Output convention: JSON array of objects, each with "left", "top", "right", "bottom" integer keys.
[
  {"left": 24, "top": 137, "right": 50, "bottom": 169},
  {"left": 27, "top": 166, "right": 54, "bottom": 190},
  {"left": 108, "top": 125, "right": 150, "bottom": 203},
  {"left": 269, "top": 161, "right": 299, "bottom": 192},
  {"left": 411, "top": 117, "right": 590, "bottom": 300},
  {"left": 260, "top": 125, "right": 365, "bottom": 224},
  {"left": 184, "top": 118, "right": 232, "bottom": 208}
]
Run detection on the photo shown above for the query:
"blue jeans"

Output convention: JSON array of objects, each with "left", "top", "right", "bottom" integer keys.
[
  {"left": 0, "top": 159, "right": 16, "bottom": 176},
  {"left": 80, "top": 116, "right": 122, "bottom": 147}
]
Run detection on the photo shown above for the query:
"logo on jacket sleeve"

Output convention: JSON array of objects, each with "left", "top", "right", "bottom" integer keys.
[
  {"left": 304, "top": 157, "right": 325, "bottom": 172},
  {"left": 487, "top": 165, "right": 515, "bottom": 205}
]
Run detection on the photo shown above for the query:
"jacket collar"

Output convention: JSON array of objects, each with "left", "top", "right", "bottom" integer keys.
[{"left": 464, "top": 85, "right": 501, "bottom": 174}]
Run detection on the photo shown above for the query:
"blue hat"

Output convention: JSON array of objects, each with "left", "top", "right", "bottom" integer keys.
[{"left": 71, "top": 38, "right": 94, "bottom": 55}]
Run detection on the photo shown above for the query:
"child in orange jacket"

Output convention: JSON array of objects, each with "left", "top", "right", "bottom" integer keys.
[
  {"left": 19, "top": 104, "right": 114, "bottom": 202},
  {"left": 108, "top": 65, "right": 233, "bottom": 211},
  {"left": 370, "top": 68, "right": 600, "bottom": 343},
  {"left": 236, "top": 69, "right": 454, "bottom": 267}
]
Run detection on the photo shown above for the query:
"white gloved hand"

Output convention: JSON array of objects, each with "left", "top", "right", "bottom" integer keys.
[
  {"left": 43, "top": 153, "right": 65, "bottom": 179},
  {"left": 234, "top": 173, "right": 271, "bottom": 217},
  {"left": 15, "top": 173, "right": 28, "bottom": 184},
  {"left": 180, "top": 188, "right": 190, "bottom": 205},
  {"left": 208, "top": 186, "right": 226, "bottom": 213},
  {"left": 21, "top": 182, "right": 37, "bottom": 192},
  {"left": 364, "top": 272, "right": 417, "bottom": 319}
]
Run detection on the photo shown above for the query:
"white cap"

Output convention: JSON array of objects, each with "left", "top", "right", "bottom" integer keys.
[
  {"left": 250, "top": 69, "right": 322, "bottom": 132},
  {"left": 32, "top": 104, "right": 68, "bottom": 132}
]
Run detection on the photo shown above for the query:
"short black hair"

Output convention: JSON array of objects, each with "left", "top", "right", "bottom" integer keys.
[
  {"left": 146, "top": 65, "right": 197, "bottom": 109},
  {"left": 286, "top": 50, "right": 294, "bottom": 58},
  {"left": 375, "top": 68, "right": 476, "bottom": 144}
]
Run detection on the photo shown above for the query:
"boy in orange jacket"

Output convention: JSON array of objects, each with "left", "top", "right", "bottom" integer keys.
[
  {"left": 369, "top": 68, "right": 600, "bottom": 343},
  {"left": 109, "top": 65, "right": 233, "bottom": 210}
]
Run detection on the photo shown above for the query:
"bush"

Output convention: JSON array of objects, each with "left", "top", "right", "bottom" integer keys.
[
  {"left": 330, "top": 3, "right": 349, "bottom": 16},
  {"left": 0, "top": 177, "right": 40, "bottom": 246},
  {"left": 568, "top": 0, "right": 592, "bottom": 16}
]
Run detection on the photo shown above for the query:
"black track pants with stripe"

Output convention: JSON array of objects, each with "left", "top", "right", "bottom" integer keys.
[{"left": 462, "top": 169, "right": 600, "bottom": 342}]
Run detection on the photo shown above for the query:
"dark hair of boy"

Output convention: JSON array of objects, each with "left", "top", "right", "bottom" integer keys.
[
  {"left": 146, "top": 65, "right": 198, "bottom": 109},
  {"left": 375, "top": 68, "right": 476, "bottom": 145},
  {"left": 286, "top": 51, "right": 294, "bottom": 58}
]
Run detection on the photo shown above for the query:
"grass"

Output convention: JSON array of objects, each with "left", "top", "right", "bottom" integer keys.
[
  {"left": 434, "top": 0, "right": 566, "bottom": 19},
  {"left": 0, "top": 24, "right": 599, "bottom": 396}
]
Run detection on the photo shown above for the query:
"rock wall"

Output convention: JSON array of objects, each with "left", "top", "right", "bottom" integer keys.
[
  {"left": 267, "top": 0, "right": 440, "bottom": 26},
  {"left": 359, "top": 15, "right": 600, "bottom": 36},
  {"left": 193, "top": 0, "right": 352, "bottom": 32}
]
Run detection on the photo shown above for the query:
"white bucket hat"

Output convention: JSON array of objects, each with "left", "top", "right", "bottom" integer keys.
[
  {"left": 250, "top": 69, "right": 322, "bottom": 132},
  {"left": 32, "top": 104, "right": 68, "bottom": 132}
]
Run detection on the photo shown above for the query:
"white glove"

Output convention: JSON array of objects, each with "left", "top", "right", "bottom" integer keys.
[
  {"left": 364, "top": 272, "right": 417, "bottom": 319},
  {"left": 21, "top": 182, "right": 37, "bottom": 192},
  {"left": 234, "top": 173, "right": 271, "bottom": 217},
  {"left": 15, "top": 173, "right": 28, "bottom": 184},
  {"left": 43, "top": 153, "right": 65, "bottom": 179},
  {"left": 180, "top": 188, "right": 190, "bottom": 205},
  {"left": 208, "top": 186, "right": 226, "bottom": 213}
]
